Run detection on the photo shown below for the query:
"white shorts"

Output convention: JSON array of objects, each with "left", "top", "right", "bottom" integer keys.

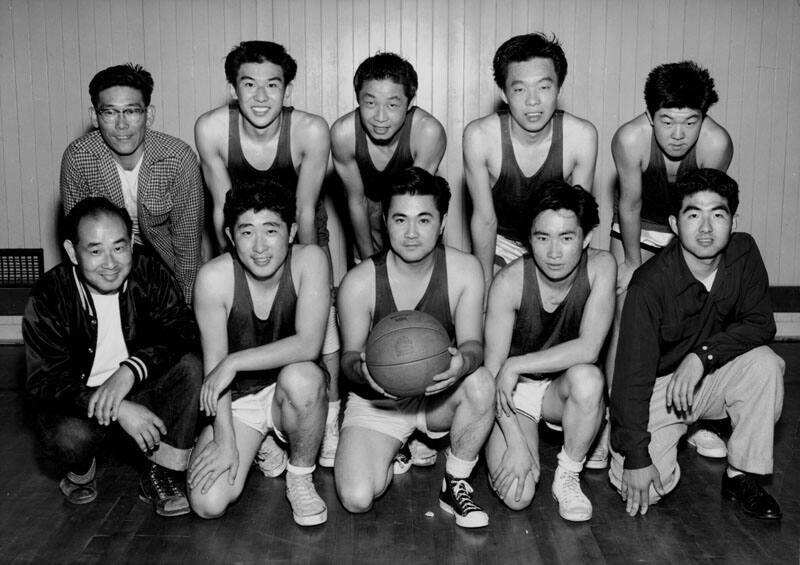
[
  {"left": 611, "top": 222, "right": 674, "bottom": 252},
  {"left": 513, "top": 377, "right": 563, "bottom": 431},
  {"left": 231, "top": 384, "right": 286, "bottom": 442},
  {"left": 494, "top": 234, "right": 527, "bottom": 269},
  {"left": 342, "top": 392, "right": 449, "bottom": 442}
]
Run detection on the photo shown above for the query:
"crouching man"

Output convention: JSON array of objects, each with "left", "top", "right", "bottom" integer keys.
[
  {"left": 23, "top": 197, "right": 202, "bottom": 516},
  {"left": 188, "top": 180, "right": 330, "bottom": 526},
  {"left": 484, "top": 181, "right": 615, "bottom": 521},
  {"left": 610, "top": 169, "right": 784, "bottom": 520}
]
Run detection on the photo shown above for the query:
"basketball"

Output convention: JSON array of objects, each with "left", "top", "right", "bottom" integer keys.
[{"left": 365, "top": 310, "right": 452, "bottom": 397}]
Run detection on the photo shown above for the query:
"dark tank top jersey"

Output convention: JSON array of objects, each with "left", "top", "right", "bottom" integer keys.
[
  {"left": 226, "top": 248, "right": 297, "bottom": 399},
  {"left": 492, "top": 109, "right": 564, "bottom": 243},
  {"left": 355, "top": 106, "right": 417, "bottom": 203},
  {"left": 358, "top": 245, "right": 454, "bottom": 399},
  {"left": 510, "top": 252, "right": 590, "bottom": 378},
  {"left": 228, "top": 104, "right": 298, "bottom": 188},
  {"left": 640, "top": 131, "right": 698, "bottom": 231},
  {"left": 227, "top": 104, "right": 328, "bottom": 244}
]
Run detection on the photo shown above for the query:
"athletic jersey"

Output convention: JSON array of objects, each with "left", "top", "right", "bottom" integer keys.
[
  {"left": 227, "top": 104, "right": 328, "bottom": 244},
  {"left": 358, "top": 245, "right": 454, "bottom": 399},
  {"left": 355, "top": 106, "right": 417, "bottom": 203},
  {"left": 492, "top": 109, "right": 564, "bottom": 243},
  {"left": 509, "top": 252, "right": 590, "bottom": 378},
  {"left": 640, "top": 131, "right": 698, "bottom": 231},
  {"left": 226, "top": 248, "right": 296, "bottom": 399}
]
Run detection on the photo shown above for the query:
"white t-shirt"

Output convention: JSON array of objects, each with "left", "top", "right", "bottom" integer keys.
[
  {"left": 86, "top": 292, "right": 130, "bottom": 387},
  {"left": 699, "top": 269, "right": 718, "bottom": 292},
  {"left": 115, "top": 156, "right": 143, "bottom": 245}
]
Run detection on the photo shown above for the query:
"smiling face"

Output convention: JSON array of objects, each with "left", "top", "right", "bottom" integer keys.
[
  {"left": 650, "top": 107, "right": 703, "bottom": 160},
  {"left": 529, "top": 209, "right": 589, "bottom": 282},
  {"left": 64, "top": 213, "right": 133, "bottom": 295},
  {"left": 501, "top": 57, "right": 560, "bottom": 135},
  {"left": 669, "top": 190, "right": 735, "bottom": 266},
  {"left": 231, "top": 61, "right": 291, "bottom": 130},
  {"left": 91, "top": 86, "right": 152, "bottom": 168},
  {"left": 385, "top": 194, "right": 444, "bottom": 264},
  {"left": 226, "top": 208, "right": 297, "bottom": 281},
  {"left": 357, "top": 79, "right": 410, "bottom": 144}
]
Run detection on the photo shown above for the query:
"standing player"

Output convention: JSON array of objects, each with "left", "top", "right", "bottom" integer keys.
[
  {"left": 484, "top": 181, "right": 615, "bottom": 521},
  {"left": 61, "top": 64, "right": 204, "bottom": 302},
  {"left": 331, "top": 52, "right": 446, "bottom": 260},
  {"left": 609, "top": 169, "right": 783, "bottom": 520},
  {"left": 464, "top": 33, "right": 598, "bottom": 289},
  {"left": 601, "top": 62, "right": 734, "bottom": 464},
  {"left": 335, "top": 167, "right": 495, "bottom": 528},
  {"left": 188, "top": 181, "right": 330, "bottom": 526},
  {"left": 195, "top": 41, "right": 340, "bottom": 467}
]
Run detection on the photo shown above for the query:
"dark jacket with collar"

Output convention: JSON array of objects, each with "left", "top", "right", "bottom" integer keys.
[
  {"left": 22, "top": 254, "right": 200, "bottom": 416},
  {"left": 610, "top": 232, "right": 776, "bottom": 470}
]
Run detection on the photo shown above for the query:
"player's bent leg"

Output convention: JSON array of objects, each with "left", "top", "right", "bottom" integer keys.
[
  {"left": 273, "top": 362, "right": 328, "bottom": 526},
  {"left": 484, "top": 417, "right": 540, "bottom": 511},
  {"left": 335, "top": 425, "right": 402, "bottom": 513},
  {"left": 427, "top": 368, "right": 495, "bottom": 528},
  {"left": 542, "top": 364, "right": 604, "bottom": 522},
  {"left": 188, "top": 419, "right": 264, "bottom": 519}
]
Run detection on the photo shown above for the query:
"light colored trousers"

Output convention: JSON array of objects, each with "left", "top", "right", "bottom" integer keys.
[{"left": 609, "top": 346, "right": 785, "bottom": 502}]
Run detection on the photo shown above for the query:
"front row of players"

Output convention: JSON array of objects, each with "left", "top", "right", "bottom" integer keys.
[{"left": 23, "top": 166, "right": 784, "bottom": 527}]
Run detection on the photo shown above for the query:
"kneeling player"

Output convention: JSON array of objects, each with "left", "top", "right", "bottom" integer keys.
[
  {"left": 335, "top": 167, "right": 495, "bottom": 528},
  {"left": 188, "top": 181, "right": 330, "bottom": 526},
  {"left": 484, "top": 181, "right": 615, "bottom": 521}
]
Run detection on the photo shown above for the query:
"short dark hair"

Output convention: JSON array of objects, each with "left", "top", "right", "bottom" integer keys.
[
  {"left": 671, "top": 168, "right": 739, "bottom": 216},
  {"left": 223, "top": 176, "right": 297, "bottom": 234},
  {"left": 89, "top": 63, "right": 154, "bottom": 107},
  {"left": 644, "top": 61, "right": 719, "bottom": 116},
  {"left": 224, "top": 41, "right": 298, "bottom": 85},
  {"left": 524, "top": 180, "right": 599, "bottom": 240},
  {"left": 493, "top": 33, "right": 567, "bottom": 90},
  {"left": 354, "top": 52, "right": 418, "bottom": 101},
  {"left": 64, "top": 197, "right": 133, "bottom": 244},
  {"left": 381, "top": 167, "right": 451, "bottom": 218}
]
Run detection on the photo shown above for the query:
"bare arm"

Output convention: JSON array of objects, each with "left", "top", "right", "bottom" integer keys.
[
  {"left": 336, "top": 262, "right": 374, "bottom": 386},
  {"left": 195, "top": 113, "right": 233, "bottom": 252},
  {"left": 332, "top": 118, "right": 374, "bottom": 259},
  {"left": 463, "top": 121, "right": 498, "bottom": 290},
  {"left": 504, "top": 251, "right": 616, "bottom": 376},
  {"left": 612, "top": 126, "right": 645, "bottom": 292},
  {"left": 411, "top": 112, "right": 446, "bottom": 173},
  {"left": 697, "top": 117, "right": 734, "bottom": 171},
  {"left": 565, "top": 118, "right": 598, "bottom": 191},
  {"left": 294, "top": 114, "right": 331, "bottom": 245}
]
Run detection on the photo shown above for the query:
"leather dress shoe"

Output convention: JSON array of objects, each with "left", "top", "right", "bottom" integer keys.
[{"left": 721, "top": 473, "right": 781, "bottom": 520}]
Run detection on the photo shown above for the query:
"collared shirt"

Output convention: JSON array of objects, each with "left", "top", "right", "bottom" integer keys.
[
  {"left": 60, "top": 129, "right": 204, "bottom": 303},
  {"left": 610, "top": 232, "right": 776, "bottom": 470}
]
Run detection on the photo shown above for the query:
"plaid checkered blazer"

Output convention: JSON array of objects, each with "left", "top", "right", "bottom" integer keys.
[{"left": 60, "top": 129, "right": 204, "bottom": 303}]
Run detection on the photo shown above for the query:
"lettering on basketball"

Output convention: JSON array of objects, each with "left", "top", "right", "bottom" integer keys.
[{"left": 393, "top": 335, "right": 415, "bottom": 359}]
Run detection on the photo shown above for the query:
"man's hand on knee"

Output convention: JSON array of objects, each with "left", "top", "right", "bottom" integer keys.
[
  {"left": 188, "top": 436, "right": 239, "bottom": 495},
  {"left": 88, "top": 366, "right": 136, "bottom": 426},
  {"left": 116, "top": 400, "right": 167, "bottom": 453},
  {"left": 620, "top": 465, "right": 665, "bottom": 517}
]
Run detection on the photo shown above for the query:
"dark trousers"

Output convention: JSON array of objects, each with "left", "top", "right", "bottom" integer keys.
[{"left": 35, "top": 353, "right": 202, "bottom": 474}]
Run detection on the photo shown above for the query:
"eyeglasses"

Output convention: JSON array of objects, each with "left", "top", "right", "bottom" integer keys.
[{"left": 95, "top": 107, "right": 146, "bottom": 124}]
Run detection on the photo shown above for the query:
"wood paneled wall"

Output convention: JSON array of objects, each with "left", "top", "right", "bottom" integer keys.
[{"left": 1, "top": 0, "right": 798, "bottom": 284}]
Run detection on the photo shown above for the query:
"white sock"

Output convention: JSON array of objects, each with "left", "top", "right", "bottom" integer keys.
[
  {"left": 326, "top": 400, "right": 341, "bottom": 425},
  {"left": 445, "top": 448, "right": 477, "bottom": 479},
  {"left": 557, "top": 447, "right": 585, "bottom": 474},
  {"left": 287, "top": 463, "right": 315, "bottom": 476},
  {"left": 726, "top": 466, "right": 744, "bottom": 478}
]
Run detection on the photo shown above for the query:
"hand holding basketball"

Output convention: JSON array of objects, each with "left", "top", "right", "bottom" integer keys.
[{"left": 424, "top": 347, "right": 463, "bottom": 396}]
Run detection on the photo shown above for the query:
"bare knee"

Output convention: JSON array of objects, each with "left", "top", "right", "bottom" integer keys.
[
  {"left": 277, "top": 363, "right": 327, "bottom": 406},
  {"left": 189, "top": 490, "right": 232, "bottom": 520},
  {"left": 336, "top": 480, "right": 376, "bottom": 514},
  {"left": 461, "top": 367, "right": 496, "bottom": 413},
  {"left": 564, "top": 364, "right": 605, "bottom": 408}
]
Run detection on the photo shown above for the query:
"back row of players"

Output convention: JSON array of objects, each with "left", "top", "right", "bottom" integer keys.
[{"left": 25, "top": 33, "right": 783, "bottom": 528}]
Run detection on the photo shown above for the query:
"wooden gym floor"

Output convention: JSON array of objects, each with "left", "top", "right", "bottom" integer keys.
[{"left": 0, "top": 342, "right": 798, "bottom": 564}]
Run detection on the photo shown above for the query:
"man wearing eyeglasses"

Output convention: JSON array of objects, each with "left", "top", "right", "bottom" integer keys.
[{"left": 60, "top": 63, "right": 204, "bottom": 303}]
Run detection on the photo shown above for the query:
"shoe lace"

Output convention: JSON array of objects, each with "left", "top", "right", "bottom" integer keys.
[
  {"left": 286, "top": 474, "right": 320, "bottom": 507},
  {"left": 556, "top": 469, "right": 585, "bottom": 503},
  {"left": 150, "top": 466, "right": 180, "bottom": 499},
  {"left": 450, "top": 478, "right": 481, "bottom": 514}
]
